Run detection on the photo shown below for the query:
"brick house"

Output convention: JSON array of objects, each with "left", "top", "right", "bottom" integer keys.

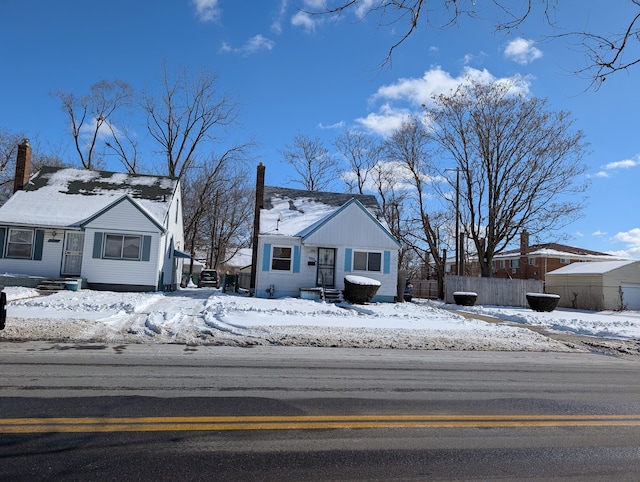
[{"left": 463, "top": 232, "right": 626, "bottom": 281}]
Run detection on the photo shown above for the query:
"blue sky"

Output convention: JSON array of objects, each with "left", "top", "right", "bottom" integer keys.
[{"left": 1, "top": 1, "right": 639, "bottom": 258}]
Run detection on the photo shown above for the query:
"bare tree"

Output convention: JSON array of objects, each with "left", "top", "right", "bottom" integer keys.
[
  {"left": 559, "top": 1, "right": 640, "bottom": 87},
  {"left": 383, "top": 116, "right": 451, "bottom": 292},
  {"left": 0, "top": 130, "right": 65, "bottom": 203},
  {"left": 104, "top": 124, "right": 141, "bottom": 174},
  {"left": 426, "top": 79, "right": 588, "bottom": 277},
  {"left": 142, "top": 65, "right": 238, "bottom": 178},
  {"left": 54, "top": 80, "right": 133, "bottom": 169},
  {"left": 312, "top": 1, "right": 554, "bottom": 65},
  {"left": 0, "top": 128, "right": 24, "bottom": 201},
  {"left": 182, "top": 143, "right": 254, "bottom": 279},
  {"left": 313, "top": 1, "right": 640, "bottom": 86},
  {"left": 334, "top": 130, "right": 381, "bottom": 194},
  {"left": 279, "top": 133, "right": 337, "bottom": 191}
]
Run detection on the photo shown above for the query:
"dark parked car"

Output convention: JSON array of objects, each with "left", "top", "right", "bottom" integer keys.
[
  {"left": 198, "top": 269, "right": 220, "bottom": 288},
  {"left": 403, "top": 280, "right": 414, "bottom": 302}
]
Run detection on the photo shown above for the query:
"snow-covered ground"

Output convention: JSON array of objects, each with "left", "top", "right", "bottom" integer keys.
[{"left": 1, "top": 286, "right": 639, "bottom": 352}]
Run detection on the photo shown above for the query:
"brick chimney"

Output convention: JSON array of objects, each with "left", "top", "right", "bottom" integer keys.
[
  {"left": 520, "top": 230, "right": 529, "bottom": 255},
  {"left": 13, "top": 138, "right": 32, "bottom": 193},
  {"left": 250, "top": 163, "right": 266, "bottom": 291},
  {"left": 520, "top": 230, "right": 530, "bottom": 279}
]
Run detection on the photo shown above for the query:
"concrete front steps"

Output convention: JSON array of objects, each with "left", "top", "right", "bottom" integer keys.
[{"left": 37, "top": 278, "right": 83, "bottom": 295}]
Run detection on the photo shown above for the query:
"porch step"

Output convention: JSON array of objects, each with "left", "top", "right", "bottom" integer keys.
[
  {"left": 323, "top": 289, "right": 343, "bottom": 303},
  {"left": 37, "top": 278, "right": 82, "bottom": 295}
]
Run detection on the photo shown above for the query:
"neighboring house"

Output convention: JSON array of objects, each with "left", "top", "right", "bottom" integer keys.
[
  {"left": 463, "top": 232, "right": 623, "bottom": 281},
  {"left": 545, "top": 260, "right": 640, "bottom": 311},
  {"left": 0, "top": 140, "right": 185, "bottom": 291},
  {"left": 250, "top": 164, "right": 401, "bottom": 302}
]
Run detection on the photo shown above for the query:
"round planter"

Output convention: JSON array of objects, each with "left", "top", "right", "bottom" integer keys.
[
  {"left": 453, "top": 291, "right": 477, "bottom": 306},
  {"left": 526, "top": 293, "right": 560, "bottom": 312},
  {"left": 343, "top": 276, "right": 381, "bottom": 304}
]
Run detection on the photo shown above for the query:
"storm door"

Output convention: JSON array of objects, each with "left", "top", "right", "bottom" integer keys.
[
  {"left": 61, "top": 232, "right": 84, "bottom": 276},
  {"left": 316, "top": 248, "right": 335, "bottom": 288}
]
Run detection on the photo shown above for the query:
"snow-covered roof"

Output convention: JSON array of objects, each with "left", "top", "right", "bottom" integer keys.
[
  {"left": 259, "top": 186, "right": 383, "bottom": 236},
  {"left": 546, "top": 259, "right": 638, "bottom": 275},
  {"left": 224, "top": 248, "right": 253, "bottom": 268},
  {"left": 491, "top": 243, "right": 620, "bottom": 262},
  {"left": 0, "top": 166, "right": 178, "bottom": 228}
]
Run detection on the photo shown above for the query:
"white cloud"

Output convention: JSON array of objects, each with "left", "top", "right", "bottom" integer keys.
[
  {"left": 594, "top": 156, "right": 640, "bottom": 178},
  {"left": 372, "top": 66, "right": 530, "bottom": 108},
  {"left": 358, "top": 66, "right": 531, "bottom": 137},
  {"left": 592, "top": 230, "right": 607, "bottom": 237},
  {"left": 504, "top": 38, "right": 543, "bottom": 65},
  {"left": 192, "top": 0, "right": 221, "bottom": 22},
  {"left": 271, "top": 0, "right": 289, "bottom": 34},
  {"left": 245, "top": 34, "right": 275, "bottom": 54},
  {"left": 612, "top": 228, "right": 640, "bottom": 259},
  {"left": 603, "top": 158, "right": 639, "bottom": 170},
  {"left": 219, "top": 35, "right": 275, "bottom": 56},
  {"left": 318, "top": 121, "right": 345, "bottom": 130},
  {"left": 356, "top": 104, "right": 413, "bottom": 137},
  {"left": 291, "top": 10, "right": 316, "bottom": 33}
]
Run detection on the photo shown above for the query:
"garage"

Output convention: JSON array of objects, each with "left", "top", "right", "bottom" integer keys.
[
  {"left": 621, "top": 283, "right": 640, "bottom": 311},
  {"left": 546, "top": 260, "right": 640, "bottom": 311}
]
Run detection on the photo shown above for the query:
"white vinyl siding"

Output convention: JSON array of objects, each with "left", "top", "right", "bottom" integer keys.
[
  {"left": 82, "top": 200, "right": 161, "bottom": 288},
  {"left": 0, "top": 229, "right": 64, "bottom": 277}
]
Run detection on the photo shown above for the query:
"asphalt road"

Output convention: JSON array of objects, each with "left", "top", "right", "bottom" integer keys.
[{"left": 2, "top": 342, "right": 640, "bottom": 480}]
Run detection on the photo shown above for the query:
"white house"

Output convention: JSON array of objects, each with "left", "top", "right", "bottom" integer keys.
[
  {"left": 545, "top": 260, "right": 640, "bottom": 311},
  {"left": 251, "top": 164, "right": 401, "bottom": 302},
  {"left": 0, "top": 140, "right": 185, "bottom": 291}
]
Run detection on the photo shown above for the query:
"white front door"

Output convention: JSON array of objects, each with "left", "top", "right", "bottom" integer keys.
[{"left": 61, "top": 232, "right": 84, "bottom": 276}]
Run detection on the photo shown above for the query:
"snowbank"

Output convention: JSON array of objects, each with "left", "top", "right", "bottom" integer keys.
[{"left": 2, "top": 287, "right": 639, "bottom": 352}]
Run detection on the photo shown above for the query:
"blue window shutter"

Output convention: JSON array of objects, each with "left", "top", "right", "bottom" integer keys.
[
  {"left": 262, "top": 243, "right": 271, "bottom": 271},
  {"left": 92, "top": 232, "right": 103, "bottom": 258},
  {"left": 0, "top": 227, "right": 5, "bottom": 259},
  {"left": 142, "top": 236, "right": 152, "bottom": 261},
  {"left": 293, "top": 246, "right": 301, "bottom": 273},
  {"left": 383, "top": 250, "right": 391, "bottom": 274},
  {"left": 33, "top": 230, "right": 44, "bottom": 260},
  {"left": 344, "top": 248, "right": 352, "bottom": 272}
]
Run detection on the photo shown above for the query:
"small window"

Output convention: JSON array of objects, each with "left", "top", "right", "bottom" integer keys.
[
  {"left": 560, "top": 258, "right": 570, "bottom": 264},
  {"left": 104, "top": 234, "right": 142, "bottom": 260},
  {"left": 271, "top": 246, "right": 292, "bottom": 271},
  {"left": 6, "top": 228, "right": 34, "bottom": 259},
  {"left": 528, "top": 257, "right": 536, "bottom": 266},
  {"left": 499, "top": 260, "right": 505, "bottom": 269},
  {"left": 353, "top": 251, "right": 382, "bottom": 272},
  {"left": 510, "top": 259, "right": 520, "bottom": 269}
]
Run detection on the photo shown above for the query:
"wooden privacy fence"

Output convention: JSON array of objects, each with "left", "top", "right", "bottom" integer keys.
[
  {"left": 411, "top": 280, "right": 439, "bottom": 300},
  {"left": 445, "top": 275, "right": 543, "bottom": 308}
]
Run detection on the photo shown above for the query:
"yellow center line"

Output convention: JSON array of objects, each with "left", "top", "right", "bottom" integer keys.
[{"left": 3, "top": 415, "right": 640, "bottom": 433}]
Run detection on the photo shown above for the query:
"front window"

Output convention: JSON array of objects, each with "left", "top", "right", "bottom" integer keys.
[
  {"left": 560, "top": 258, "right": 570, "bottom": 264},
  {"left": 510, "top": 259, "right": 520, "bottom": 269},
  {"left": 353, "top": 251, "right": 382, "bottom": 272},
  {"left": 6, "top": 228, "right": 34, "bottom": 259},
  {"left": 104, "top": 234, "right": 141, "bottom": 260},
  {"left": 271, "top": 246, "right": 292, "bottom": 271}
]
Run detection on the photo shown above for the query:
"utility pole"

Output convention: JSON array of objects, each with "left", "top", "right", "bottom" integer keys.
[{"left": 445, "top": 168, "right": 461, "bottom": 276}]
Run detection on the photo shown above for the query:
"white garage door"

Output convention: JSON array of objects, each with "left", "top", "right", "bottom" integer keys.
[{"left": 621, "top": 283, "right": 640, "bottom": 311}]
